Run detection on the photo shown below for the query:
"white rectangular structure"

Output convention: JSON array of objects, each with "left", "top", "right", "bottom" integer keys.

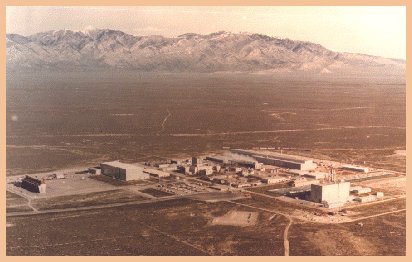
[
  {"left": 101, "top": 161, "right": 149, "bottom": 181},
  {"left": 231, "top": 149, "right": 317, "bottom": 170},
  {"left": 311, "top": 182, "right": 350, "bottom": 205},
  {"left": 262, "top": 176, "right": 288, "bottom": 184},
  {"left": 354, "top": 195, "right": 376, "bottom": 203},
  {"left": 304, "top": 172, "right": 328, "bottom": 180},
  {"left": 341, "top": 165, "right": 369, "bottom": 173},
  {"left": 290, "top": 178, "right": 319, "bottom": 187},
  {"left": 376, "top": 192, "right": 384, "bottom": 198},
  {"left": 352, "top": 187, "right": 371, "bottom": 194}
]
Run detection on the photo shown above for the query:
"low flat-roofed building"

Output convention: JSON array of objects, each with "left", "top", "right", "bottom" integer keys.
[
  {"left": 161, "top": 164, "right": 178, "bottom": 172},
  {"left": 88, "top": 167, "right": 101, "bottom": 175},
  {"left": 290, "top": 178, "right": 319, "bottom": 187},
  {"left": 341, "top": 165, "right": 369, "bottom": 173},
  {"left": 21, "top": 175, "right": 46, "bottom": 193},
  {"left": 55, "top": 173, "right": 66, "bottom": 179},
  {"left": 262, "top": 176, "right": 289, "bottom": 184},
  {"left": 157, "top": 163, "right": 170, "bottom": 169},
  {"left": 233, "top": 182, "right": 252, "bottom": 188},
  {"left": 101, "top": 161, "right": 149, "bottom": 181},
  {"left": 310, "top": 182, "right": 350, "bottom": 206},
  {"left": 376, "top": 192, "right": 384, "bottom": 198},
  {"left": 199, "top": 168, "right": 214, "bottom": 176},
  {"left": 354, "top": 195, "right": 376, "bottom": 203},
  {"left": 189, "top": 165, "right": 198, "bottom": 175},
  {"left": 350, "top": 187, "right": 371, "bottom": 194},
  {"left": 287, "top": 169, "right": 308, "bottom": 176},
  {"left": 304, "top": 172, "right": 328, "bottom": 180},
  {"left": 260, "top": 165, "right": 279, "bottom": 174},
  {"left": 143, "top": 168, "right": 170, "bottom": 178}
]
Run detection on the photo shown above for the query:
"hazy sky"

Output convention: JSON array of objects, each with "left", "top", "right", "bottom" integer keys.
[{"left": 6, "top": 6, "right": 406, "bottom": 59}]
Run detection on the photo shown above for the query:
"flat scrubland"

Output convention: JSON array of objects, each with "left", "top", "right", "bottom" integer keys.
[
  {"left": 7, "top": 198, "right": 287, "bottom": 256},
  {"left": 30, "top": 189, "right": 149, "bottom": 210},
  {"left": 7, "top": 72, "right": 405, "bottom": 176},
  {"left": 7, "top": 195, "right": 405, "bottom": 255}
]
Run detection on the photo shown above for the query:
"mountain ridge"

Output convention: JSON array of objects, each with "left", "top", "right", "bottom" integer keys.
[{"left": 6, "top": 29, "right": 405, "bottom": 75}]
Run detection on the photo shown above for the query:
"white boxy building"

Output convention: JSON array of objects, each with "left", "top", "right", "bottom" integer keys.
[
  {"left": 310, "top": 182, "right": 350, "bottom": 207},
  {"left": 231, "top": 149, "right": 317, "bottom": 171},
  {"left": 100, "top": 161, "right": 149, "bottom": 181}
]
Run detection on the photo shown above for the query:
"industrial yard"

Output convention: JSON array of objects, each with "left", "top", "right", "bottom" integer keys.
[{"left": 6, "top": 147, "right": 406, "bottom": 256}]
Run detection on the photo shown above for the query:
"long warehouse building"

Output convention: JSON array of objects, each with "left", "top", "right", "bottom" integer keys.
[{"left": 231, "top": 149, "right": 317, "bottom": 170}]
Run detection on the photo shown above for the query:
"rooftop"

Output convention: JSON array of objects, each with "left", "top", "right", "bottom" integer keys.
[
  {"left": 101, "top": 160, "right": 143, "bottom": 170},
  {"left": 232, "top": 149, "right": 313, "bottom": 164}
]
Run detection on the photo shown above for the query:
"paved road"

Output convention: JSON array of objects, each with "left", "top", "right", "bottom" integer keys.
[
  {"left": 6, "top": 194, "right": 183, "bottom": 217},
  {"left": 349, "top": 208, "right": 406, "bottom": 222}
]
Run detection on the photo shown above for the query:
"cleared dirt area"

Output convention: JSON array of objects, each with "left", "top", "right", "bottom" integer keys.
[
  {"left": 212, "top": 211, "right": 259, "bottom": 227},
  {"left": 289, "top": 211, "right": 405, "bottom": 255}
]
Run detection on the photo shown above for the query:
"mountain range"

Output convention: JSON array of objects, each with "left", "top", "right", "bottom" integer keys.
[{"left": 6, "top": 29, "right": 405, "bottom": 75}]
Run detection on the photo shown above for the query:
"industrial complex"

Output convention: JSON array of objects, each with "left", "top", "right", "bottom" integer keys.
[
  {"left": 7, "top": 147, "right": 396, "bottom": 211},
  {"left": 6, "top": 146, "right": 405, "bottom": 256}
]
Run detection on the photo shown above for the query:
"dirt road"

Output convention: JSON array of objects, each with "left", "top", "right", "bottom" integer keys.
[{"left": 227, "top": 200, "right": 293, "bottom": 256}]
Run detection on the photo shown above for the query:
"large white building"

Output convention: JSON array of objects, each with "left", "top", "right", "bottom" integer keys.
[
  {"left": 231, "top": 149, "right": 317, "bottom": 171},
  {"left": 100, "top": 161, "right": 149, "bottom": 181},
  {"left": 310, "top": 182, "right": 350, "bottom": 207}
]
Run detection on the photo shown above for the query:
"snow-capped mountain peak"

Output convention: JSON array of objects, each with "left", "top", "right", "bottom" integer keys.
[{"left": 6, "top": 29, "right": 405, "bottom": 75}]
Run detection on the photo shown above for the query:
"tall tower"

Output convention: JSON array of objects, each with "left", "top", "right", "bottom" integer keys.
[{"left": 192, "top": 156, "right": 202, "bottom": 166}]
